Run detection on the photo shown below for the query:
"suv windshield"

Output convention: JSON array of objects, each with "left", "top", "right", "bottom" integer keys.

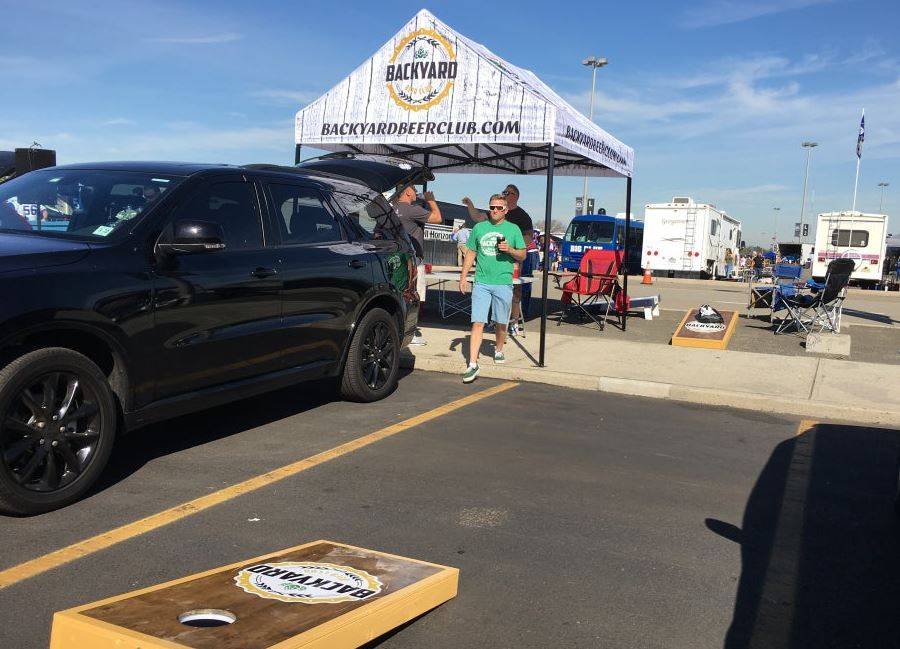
[{"left": 0, "top": 169, "right": 183, "bottom": 240}]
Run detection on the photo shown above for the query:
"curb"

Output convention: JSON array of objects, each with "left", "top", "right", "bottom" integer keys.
[{"left": 400, "top": 354, "right": 900, "bottom": 427}]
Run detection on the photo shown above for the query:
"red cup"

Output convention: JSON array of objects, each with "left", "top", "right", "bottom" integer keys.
[{"left": 425, "top": 263, "right": 433, "bottom": 274}]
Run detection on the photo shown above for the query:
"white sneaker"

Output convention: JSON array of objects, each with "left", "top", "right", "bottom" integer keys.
[{"left": 410, "top": 335, "right": 427, "bottom": 346}]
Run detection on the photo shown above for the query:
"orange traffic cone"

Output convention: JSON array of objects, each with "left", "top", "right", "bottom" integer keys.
[{"left": 642, "top": 268, "right": 653, "bottom": 285}]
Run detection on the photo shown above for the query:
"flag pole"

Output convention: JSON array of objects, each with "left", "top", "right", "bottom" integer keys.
[{"left": 852, "top": 108, "right": 864, "bottom": 212}]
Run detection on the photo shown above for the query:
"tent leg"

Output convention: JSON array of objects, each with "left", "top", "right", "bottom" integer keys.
[
  {"left": 294, "top": 144, "right": 302, "bottom": 165},
  {"left": 622, "top": 176, "right": 632, "bottom": 331},
  {"left": 539, "top": 144, "right": 555, "bottom": 367}
]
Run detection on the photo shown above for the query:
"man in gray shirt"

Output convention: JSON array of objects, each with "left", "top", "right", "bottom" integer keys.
[{"left": 393, "top": 186, "right": 442, "bottom": 345}]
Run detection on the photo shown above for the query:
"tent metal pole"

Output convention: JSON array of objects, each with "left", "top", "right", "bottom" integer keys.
[
  {"left": 622, "top": 176, "right": 632, "bottom": 331},
  {"left": 539, "top": 144, "right": 555, "bottom": 367},
  {"left": 422, "top": 154, "right": 429, "bottom": 192},
  {"left": 294, "top": 144, "right": 302, "bottom": 165}
]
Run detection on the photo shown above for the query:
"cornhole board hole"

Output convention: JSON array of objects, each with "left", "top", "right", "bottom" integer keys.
[
  {"left": 50, "top": 540, "right": 459, "bottom": 649},
  {"left": 671, "top": 309, "right": 738, "bottom": 349}
]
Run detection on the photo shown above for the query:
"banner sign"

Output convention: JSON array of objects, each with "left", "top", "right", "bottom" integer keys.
[{"left": 424, "top": 224, "right": 454, "bottom": 241}]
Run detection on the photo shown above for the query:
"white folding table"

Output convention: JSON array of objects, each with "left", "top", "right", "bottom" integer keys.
[{"left": 426, "top": 270, "right": 535, "bottom": 319}]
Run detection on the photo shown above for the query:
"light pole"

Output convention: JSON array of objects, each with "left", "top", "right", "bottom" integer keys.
[
  {"left": 772, "top": 207, "right": 780, "bottom": 248},
  {"left": 878, "top": 182, "right": 889, "bottom": 213},
  {"left": 799, "top": 141, "right": 817, "bottom": 243},
  {"left": 581, "top": 56, "right": 608, "bottom": 213}
]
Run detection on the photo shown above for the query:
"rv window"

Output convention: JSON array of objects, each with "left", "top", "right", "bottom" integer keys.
[
  {"left": 830, "top": 229, "right": 868, "bottom": 247},
  {"left": 710, "top": 220, "right": 719, "bottom": 236}
]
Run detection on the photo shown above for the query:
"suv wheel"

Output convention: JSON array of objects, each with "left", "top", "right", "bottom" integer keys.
[
  {"left": 340, "top": 308, "right": 400, "bottom": 402},
  {"left": 0, "top": 348, "right": 117, "bottom": 515}
]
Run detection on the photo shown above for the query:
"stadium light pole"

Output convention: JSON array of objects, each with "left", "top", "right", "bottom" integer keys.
[
  {"left": 799, "top": 141, "right": 817, "bottom": 243},
  {"left": 581, "top": 56, "right": 608, "bottom": 213},
  {"left": 878, "top": 181, "right": 889, "bottom": 213},
  {"left": 772, "top": 207, "right": 781, "bottom": 248}
]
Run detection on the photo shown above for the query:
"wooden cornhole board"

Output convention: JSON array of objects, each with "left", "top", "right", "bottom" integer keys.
[
  {"left": 671, "top": 309, "right": 738, "bottom": 349},
  {"left": 50, "top": 540, "right": 458, "bottom": 649}
]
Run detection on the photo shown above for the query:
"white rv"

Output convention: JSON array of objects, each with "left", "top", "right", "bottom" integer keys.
[
  {"left": 642, "top": 197, "right": 742, "bottom": 278},
  {"left": 812, "top": 211, "right": 889, "bottom": 285}
]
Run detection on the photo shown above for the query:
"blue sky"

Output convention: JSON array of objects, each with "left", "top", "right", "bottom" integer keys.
[{"left": 2, "top": 0, "right": 898, "bottom": 244}]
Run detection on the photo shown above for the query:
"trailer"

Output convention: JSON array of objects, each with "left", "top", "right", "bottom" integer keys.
[
  {"left": 642, "top": 197, "right": 742, "bottom": 279},
  {"left": 812, "top": 211, "right": 889, "bottom": 286},
  {"left": 775, "top": 242, "right": 814, "bottom": 266}
]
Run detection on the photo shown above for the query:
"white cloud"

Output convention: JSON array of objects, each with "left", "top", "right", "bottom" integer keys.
[
  {"left": 102, "top": 118, "right": 135, "bottom": 126},
  {"left": 679, "top": 0, "right": 838, "bottom": 29},
  {"left": 144, "top": 32, "right": 242, "bottom": 44},
  {"left": 250, "top": 89, "right": 322, "bottom": 106}
]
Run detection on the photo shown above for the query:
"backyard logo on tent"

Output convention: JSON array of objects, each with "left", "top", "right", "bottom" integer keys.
[
  {"left": 235, "top": 561, "right": 383, "bottom": 604},
  {"left": 386, "top": 28, "right": 457, "bottom": 111}
]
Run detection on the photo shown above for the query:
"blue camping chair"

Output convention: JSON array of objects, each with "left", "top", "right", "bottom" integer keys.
[{"left": 775, "top": 259, "right": 854, "bottom": 334}]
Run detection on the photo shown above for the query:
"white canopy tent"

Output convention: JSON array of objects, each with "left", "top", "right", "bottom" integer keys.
[{"left": 294, "top": 8, "right": 636, "bottom": 364}]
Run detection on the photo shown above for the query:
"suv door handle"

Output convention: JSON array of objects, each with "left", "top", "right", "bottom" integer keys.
[
  {"left": 348, "top": 259, "right": 366, "bottom": 269},
  {"left": 250, "top": 267, "right": 277, "bottom": 279}
]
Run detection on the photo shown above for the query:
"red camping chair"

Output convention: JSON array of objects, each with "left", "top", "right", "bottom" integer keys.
[{"left": 554, "top": 249, "right": 623, "bottom": 330}]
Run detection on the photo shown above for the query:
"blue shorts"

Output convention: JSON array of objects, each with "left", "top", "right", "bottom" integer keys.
[{"left": 471, "top": 283, "right": 513, "bottom": 325}]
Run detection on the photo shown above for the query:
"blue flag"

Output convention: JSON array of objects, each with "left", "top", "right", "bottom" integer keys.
[{"left": 856, "top": 111, "right": 865, "bottom": 159}]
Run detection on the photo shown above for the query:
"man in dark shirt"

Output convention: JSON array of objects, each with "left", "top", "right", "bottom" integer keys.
[
  {"left": 502, "top": 184, "right": 533, "bottom": 334},
  {"left": 392, "top": 186, "right": 442, "bottom": 345},
  {"left": 502, "top": 184, "right": 533, "bottom": 246}
]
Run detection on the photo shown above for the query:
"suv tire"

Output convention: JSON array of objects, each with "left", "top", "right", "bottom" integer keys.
[
  {"left": 0, "top": 348, "right": 117, "bottom": 516},
  {"left": 340, "top": 308, "right": 400, "bottom": 402}
]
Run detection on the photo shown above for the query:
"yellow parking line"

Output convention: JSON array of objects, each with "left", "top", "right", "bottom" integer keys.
[
  {"left": 797, "top": 419, "right": 818, "bottom": 436},
  {"left": 0, "top": 381, "right": 518, "bottom": 590}
]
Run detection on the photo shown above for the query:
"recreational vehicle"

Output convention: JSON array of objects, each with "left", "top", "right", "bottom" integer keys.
[
  {"left": 642, "top": 197, "right": 742, "bottom": 279},
  {"left": 812, "top": 211, "right": 889, "bottom": 286}
]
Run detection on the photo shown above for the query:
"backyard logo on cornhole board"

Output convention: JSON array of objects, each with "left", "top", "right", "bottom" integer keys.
[
  {"left": 672, "top": 309, "right": 738, "bottom": 349},
  {"left": 235, "top": 561, "right": 383, "bottom": 604}
]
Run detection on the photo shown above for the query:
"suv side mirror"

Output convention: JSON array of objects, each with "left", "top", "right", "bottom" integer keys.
[{"left": 157, "top": 220, "right": 226, "bottom": 255}]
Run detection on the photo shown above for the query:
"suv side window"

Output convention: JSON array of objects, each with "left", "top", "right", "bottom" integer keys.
[
  {"left": 175, "top": 181, "right": 262, "bottom": 250},
  {"left": 268, "top": 184, "right": 342, "bottom": 244},
  {"left": 332, "top": 191, "right": 414, "bottom": 254}
]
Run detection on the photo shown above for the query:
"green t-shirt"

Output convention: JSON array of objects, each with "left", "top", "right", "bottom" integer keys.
[{"left": 467, "top": 219, "right": 526, "bottom": 285}]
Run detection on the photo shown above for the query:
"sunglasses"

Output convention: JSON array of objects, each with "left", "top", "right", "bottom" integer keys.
[
  {"left": 502, "top": 190, "right": 517, "bottom": 196},
  {"left": 489, "top": 205, "right": 506, "bottom": 211}
]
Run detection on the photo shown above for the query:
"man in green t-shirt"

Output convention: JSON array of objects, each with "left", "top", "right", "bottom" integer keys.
[{"left": 458, "top": 194, "right": 526, "bottom": 383}]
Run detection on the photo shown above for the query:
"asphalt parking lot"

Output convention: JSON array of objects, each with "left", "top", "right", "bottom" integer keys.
[{"left": 1, "top": 371, "right": 898, "bottom": 648}]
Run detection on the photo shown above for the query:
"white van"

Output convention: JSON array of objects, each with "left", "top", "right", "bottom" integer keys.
[
  {"left": 643, "top": 197, "right": 742, "bottom": 279},
  {"left": 812, "top": 211, "right": 889, "bottom": 285}
]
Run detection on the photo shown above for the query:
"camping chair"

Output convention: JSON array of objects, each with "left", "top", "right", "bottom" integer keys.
[
  {"left": 776, "top": 258, "right": 854, "bottom": 334},
  {"left": 770, "top": 263, "right": 803, "bottom": 330},
  {"left": 554, "top": 249, "right": 622, "bottom": 331}
]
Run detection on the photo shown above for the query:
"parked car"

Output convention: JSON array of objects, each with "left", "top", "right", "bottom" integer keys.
[{"left": 0, "top": 153, "right": 427, "bottom": 514}]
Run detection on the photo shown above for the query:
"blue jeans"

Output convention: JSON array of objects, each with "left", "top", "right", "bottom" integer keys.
[
  {"left": 471, "top": 283, "right": 513, "bottom": 324},
  {"left": 725, "top": 263, "right": 733, "bottom": 278}
]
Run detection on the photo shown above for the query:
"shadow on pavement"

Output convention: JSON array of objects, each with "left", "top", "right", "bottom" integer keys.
[
  {"left": 88, "top": 369, "right": 414, "bottom": 497},
  {"left": 708, "top": 423, "right": 900, "bottom": 648}
]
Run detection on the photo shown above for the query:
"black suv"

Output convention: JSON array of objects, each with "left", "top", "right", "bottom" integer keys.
[{"left": 0, "top": 154, "right": 427, "bottom": 514}]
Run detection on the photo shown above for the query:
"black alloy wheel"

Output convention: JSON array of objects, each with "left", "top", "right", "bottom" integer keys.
[
  {"left": 361, "top": 321, "right": 395, "bottom": 391},
  {"left": 2, "top": 372, "right": 101, "bottom": 493},
  {"left": 340, "top": 308, "right": 400, "bottom": 402},
  {"left": 0, "top": 348, "right": 117, "bottom": 515}
]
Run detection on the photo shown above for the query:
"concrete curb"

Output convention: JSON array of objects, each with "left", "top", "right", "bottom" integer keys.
[{"left": 400, "top": 354, "right": 900, "bottom": 427}]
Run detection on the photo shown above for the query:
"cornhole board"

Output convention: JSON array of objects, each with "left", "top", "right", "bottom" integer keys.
[
  {"left": 671, "top": 309, "right": 738, "bottom": 349},
  {"left": 624, "top": 295, "right": 661, "bottom": 320},
  {"left": 50, "top": 540, "right": 458, "bottom": 649}
]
